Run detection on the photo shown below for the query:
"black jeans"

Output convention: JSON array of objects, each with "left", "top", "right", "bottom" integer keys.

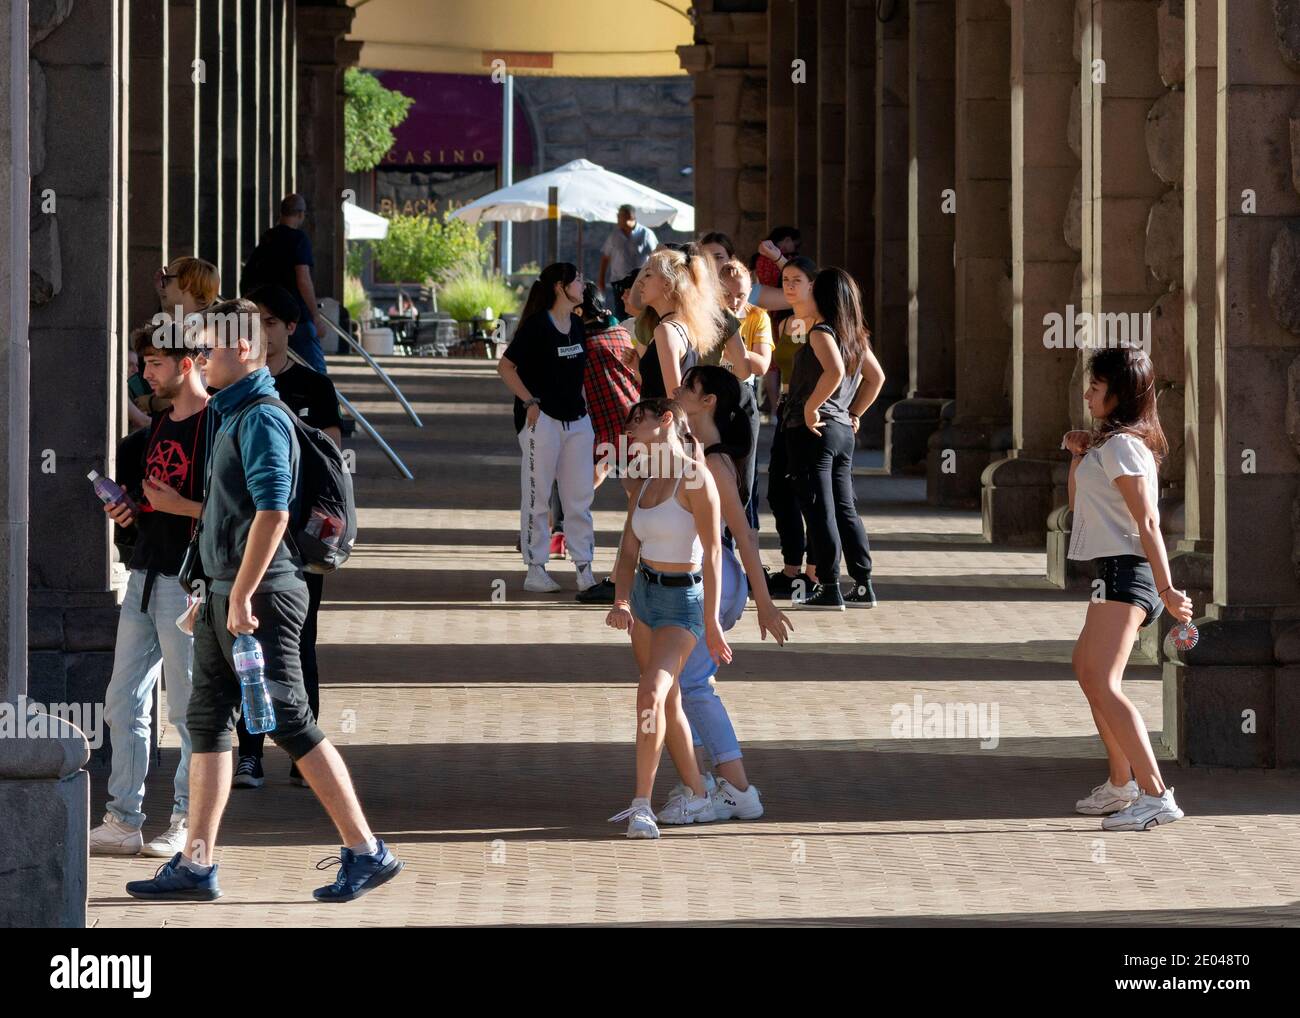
[
  {"left": 766, "top": 401, "right": 810, "bottom": 568},
  {"left": 237, "top": 572, "right": 324, "bottom": 758},
  {"left": 787, "top": 419, "right": 872, "bottom": 587},
  {"left": 190, "top": 584, "right": 324, "bottom": 761}
]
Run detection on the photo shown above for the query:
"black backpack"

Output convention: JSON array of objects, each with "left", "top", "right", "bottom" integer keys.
[{"left": 241, "top": 396, "right": 357, "bottom": 573}]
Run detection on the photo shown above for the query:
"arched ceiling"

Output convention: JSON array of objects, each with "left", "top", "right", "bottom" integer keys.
[{"left": 347, "top": 0, "right": 695, "bottom": 77}]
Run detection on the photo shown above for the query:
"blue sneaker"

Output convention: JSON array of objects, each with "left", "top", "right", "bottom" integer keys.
[
  {"left": 125, "top": 853, "right": 222, "bottom": 901},
  {"left": 312, "top": 840, "right": 404, "bottom": 903}
]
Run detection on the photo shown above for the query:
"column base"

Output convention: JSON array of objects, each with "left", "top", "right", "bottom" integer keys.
[
  {"left": 1046, "top": 504, "right": 1093, "bottom": 590},
  {"left": 1162, "top": 607, "right": 1300, "bottom": 767},
  {"left": 0, "top": 717, "right": 91, "bottom": 927},
  {"left": 980, "top": 454, "right": 1057, "bottom": 546},
  {"left": 926, "top": 419, "right": 1012, "bottom": 508},
  {"left": 883, "top": 397, "right": 949, "bottom": 475}
]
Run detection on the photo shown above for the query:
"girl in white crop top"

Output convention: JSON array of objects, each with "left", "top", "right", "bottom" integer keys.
[
  {"left": 1062, "top": 347, "right": 1193, "bottom": 833},
  {"left": 631, "top": 472, "right": 703, "bottom": 565},
  {"left": 604, "top": 395, "right": 731, "bottom": 840}
]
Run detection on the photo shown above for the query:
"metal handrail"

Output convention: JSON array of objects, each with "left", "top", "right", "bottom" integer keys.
[
  {"left": 287, "top": 349, "right": 414, "bottom": 481},
  {"left": 317, "top": 313, "right": 424, "bottom": 428}
]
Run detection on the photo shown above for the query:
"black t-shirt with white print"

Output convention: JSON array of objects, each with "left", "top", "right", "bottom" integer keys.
[{"left": 504, "top": 310, "right": 587, "bottom": 433}]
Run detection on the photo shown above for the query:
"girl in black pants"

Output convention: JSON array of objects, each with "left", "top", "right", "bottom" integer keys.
[
  {"left": 783, "top": 267, "right": 886, "bottom": 610},
  {"left": 766, "top": 255, "right": 821, "bottom": 599}
]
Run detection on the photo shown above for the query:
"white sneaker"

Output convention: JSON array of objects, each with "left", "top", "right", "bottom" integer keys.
[
  {"left": 523, "top": 565, "right": 561, "bottom": 593},
  {"left": 657, "top": 791, "right": 717, "bottom": 825},
  {"left": 1075, "top": 779, "right": 1140, "bottom": 815},
  {"left": 711, "top": 778, "right": 764, "bottom": 820},
  {"left": 660, "top": 772, "right": 717, "bottom": 813},
  {"left": 609, "top": 800, "right": 660, "bottom": 839},
  {"left": 141, "top": 815, "right": 189, "bottom": 858},
  {"left": 88, "top": 813, "right": 143, "bottom": 856},
  {"left": 575, "top": 563, "right": 598, "bottom": 592},
  {"left": 1102, "top": 788, "right": 1185, "bottom": 831}
]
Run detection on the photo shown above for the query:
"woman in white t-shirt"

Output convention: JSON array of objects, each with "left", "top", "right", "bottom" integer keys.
[{"left": 1063, "top": 347, "right": 1193, "bottom": 831}]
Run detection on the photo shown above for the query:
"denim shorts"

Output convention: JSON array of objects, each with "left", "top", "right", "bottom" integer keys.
[
  {"left": 630, "top": 564, "right": 705, "bottom": 641},
  {"left": 1095, "top": 555, "right": 1163, "bottom": 628}
]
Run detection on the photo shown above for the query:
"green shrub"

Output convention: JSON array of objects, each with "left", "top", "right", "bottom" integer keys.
[
  {"left": 343, "top": 274, "right": 370, "bottom": 324},
  {"left": 371, "top": 211, "right": 493, "bottom": 286},
  {"left": 437, "top": 269, "right": 520, "bottom": 323}
]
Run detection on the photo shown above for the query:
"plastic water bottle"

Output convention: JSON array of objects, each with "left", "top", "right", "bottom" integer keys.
[
  {"left": 87, "top": 470, "right": 137, "bottom": 512},
  {"left": 233, "top": 634, "right": 276, "bottom": 734}
]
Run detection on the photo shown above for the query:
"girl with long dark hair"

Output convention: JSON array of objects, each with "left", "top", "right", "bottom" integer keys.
[
  {"left": 606, "top": 398, "right": 731, "bottom": 839},
  {"left": 783, "top": 267, "right": 886, "bottom": 609},
  {"left": 497, "top": 262, "right": 598, "bottom": 594},
  {"left": 1063, "top": 346, "right": 1192, "bottom": 830},
  {"left": 766, "top": 256, "right": 822, "bottom": 599},
  {"left": 653, "top": 365, "right": 791, "bottom": 823}
]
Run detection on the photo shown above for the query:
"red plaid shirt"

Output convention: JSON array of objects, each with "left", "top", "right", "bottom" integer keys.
[{"left": 583, "top": 322, "right": 639, "bottom": 457}]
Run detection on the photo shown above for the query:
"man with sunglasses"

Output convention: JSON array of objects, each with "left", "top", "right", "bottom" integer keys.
[{"left": 126, "top": 300, "right": 402, "bottom": 903}]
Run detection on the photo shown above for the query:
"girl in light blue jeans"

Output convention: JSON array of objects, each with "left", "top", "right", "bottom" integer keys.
[{"left": 659, "top": 366, "right": 793, "bottom": 823}]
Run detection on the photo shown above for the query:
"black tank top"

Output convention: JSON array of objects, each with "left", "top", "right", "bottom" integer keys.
[
  {"left": 639, "top": 317, "right": 698, "bottom": 399},
  {"left": 782, "top": 322, "right": 860, "bottom": 431}
]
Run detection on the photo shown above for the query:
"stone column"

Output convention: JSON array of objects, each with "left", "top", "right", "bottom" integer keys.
[
  {"left": 259, "top": 0, "right": 275, "bottom": 231},
  {"left": 884, "top": 0, "right": 955, "bottom": 473},
  {"left": 240, "top": 0, "right": 260, "bottom": 271},
  {"left": 219, "top": 0, "right": 240, "bottom": 290},
  {"left": 296, "top": 0, "right": 357, "bottom": 305},
  {"left": 817, "top": 0, "right": 847, "bottom": 267},
  {"left": 28, "top": 0, "right": 125, "bottom": 715},
  {"left": 928, "top": 0, "right": 1012, "bottom": 507},
  {"left": 868, "top": 0, "right": 910, "bottom": 450},
  {"left": 767, "top": 0, "right": 797, "bottom": 228},
  {"left": 1046, "top": 0, "right": 1165, "bottom": 585},
  {"left": 6, "top": 0, "right": 99, "bottom": 929},
  {"left": 1166, "top": 0, "right": 1300, "bottom": 768},
  {"left": 983, "top": 0, "right": 1078, "bottom": 545},
  {"left": 1, "top": 0, "right": 30, "bottom": 704},
  {"left": 168, "top": 0, "right": 198, "bottom": 259},
  {"left": 196, "top": 0, "right": 221, "bottom": 265},
  {"left": 795, "top": 0, "right": 819, "bottom": 255},
  {"left": 845, "top": 0, "right": 877, "bottom": 315},
  {"left": 128, "top": 1, "right": 166, "bottom": 329},
  {"left": 1167, "top": 0, "right": 1215, "bottom": 614}
]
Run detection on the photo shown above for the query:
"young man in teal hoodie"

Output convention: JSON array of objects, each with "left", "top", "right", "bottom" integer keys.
[{"left": 126, "top": 299, "right": 402, "bottom": 903}]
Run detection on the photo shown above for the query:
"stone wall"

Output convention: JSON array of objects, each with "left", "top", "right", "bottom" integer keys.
[{"left": 512, "top": 75, "right": 696, "bottom": 272}]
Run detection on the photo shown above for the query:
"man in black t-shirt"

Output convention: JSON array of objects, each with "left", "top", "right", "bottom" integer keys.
[
  {"left": 90, "top": 321, "right": 214, "bottom": 861},
  {"left": 242, "top": 194, "right": 328, "bottom": 374},
  {"left": 230, "top": 285, "right": 343, "bottom": 787}
]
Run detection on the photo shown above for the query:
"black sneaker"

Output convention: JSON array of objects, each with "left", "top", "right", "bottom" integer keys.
[
  {"left": 576, "top": 577, "right": 617, "bottom": 604},
  {"left": 289, "top": 762, "right": 306, "bottom": 787},
  {"left": 796, "top": 583, "right": 845, "bottom": 610},
  {"left": 232, "top": 755, "right": 264, "bottom": 789},
  {"left": 844, "top": 579, "right": 878, "bottom": 607},
  {"left": 766, "top": 571, "right": 797, "bottom": 598}
]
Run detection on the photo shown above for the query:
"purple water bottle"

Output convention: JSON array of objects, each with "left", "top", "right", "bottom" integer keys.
[{"left": 88, "top": 470, "right": 138, "bottom": 512}]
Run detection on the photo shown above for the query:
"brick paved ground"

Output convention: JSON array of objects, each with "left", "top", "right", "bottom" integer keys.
[{"left": 87, "top": 358, "right": 1300, "bottom": 926}]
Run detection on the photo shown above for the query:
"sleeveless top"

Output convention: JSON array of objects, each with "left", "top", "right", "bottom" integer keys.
[
  {"left": 639, "top": 316, "right": 698, "bottom": 399},
  {"left": 632, "top": 472, "right": 703, "bottom": 566},
  {"left": 782, "top": 321, "right": 861, "bottom": 431}
]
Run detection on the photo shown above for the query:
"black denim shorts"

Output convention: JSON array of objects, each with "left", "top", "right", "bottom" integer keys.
[{"left": 1095, "top": 555, "right": 1163, "bottom": 628}]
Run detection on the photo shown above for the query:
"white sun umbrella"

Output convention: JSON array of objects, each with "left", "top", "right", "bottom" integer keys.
[
  {"left": 451, "top": 158, "right": 694, "bottom": 233},
  {"left": 344, "top": 201, "right": 390, "bottom": 240}
]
